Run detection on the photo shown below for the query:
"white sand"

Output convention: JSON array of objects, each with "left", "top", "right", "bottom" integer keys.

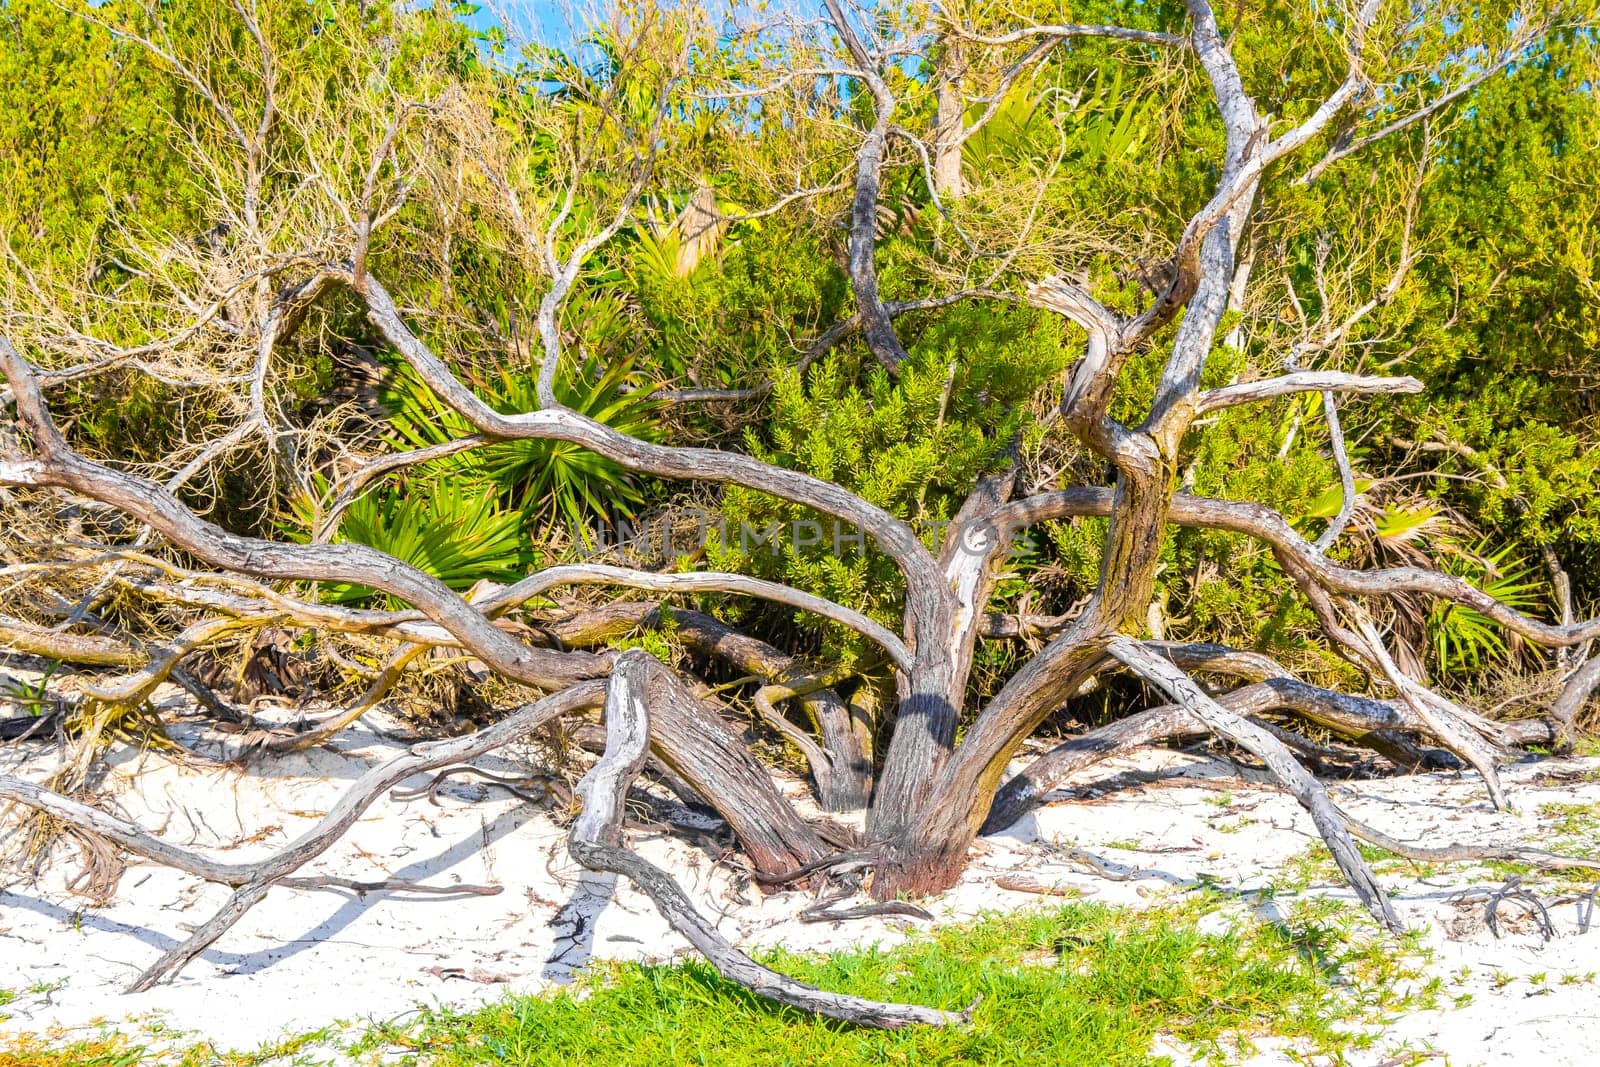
[{"left": 3, "top": 709, "right": 1598, "bottom": 1065}]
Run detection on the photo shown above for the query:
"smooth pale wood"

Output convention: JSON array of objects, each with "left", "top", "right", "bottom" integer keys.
[
  {"left": 1551, "top": 656, "right": 1600, "bottom": 729},
  {"left": 1340, "top": 809, "right": 1600, "bottom": 871},
  {"left": 1348, "top": 611, "right": 1509, "bottom": 811},
  {"left": 0, "top": 615, "right": 142, "bottom": 666},
  {"left": 1194, "top": 371, "right": 1423, "bottom": 414}
]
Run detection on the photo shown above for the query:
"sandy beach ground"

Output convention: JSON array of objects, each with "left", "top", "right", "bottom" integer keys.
[{"left": 3, "top": 697, "right": 1597, "bottom": 1065}]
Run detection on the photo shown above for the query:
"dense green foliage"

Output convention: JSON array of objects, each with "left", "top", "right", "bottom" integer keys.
[
  {"left": 289, "top": 477, "right": 533, "bottom": 607},
  {"left": 2, "top": 0, "right": 1596, "bottom": 708},
  {"left": 384, "top": 352, "right": 663, "bottom": 534}
]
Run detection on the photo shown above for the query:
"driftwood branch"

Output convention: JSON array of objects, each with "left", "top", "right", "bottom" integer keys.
[
  {"left": 566, "top": 650, "right": 974, "bottom": 1028},
  {"left": 984, "top": 675, "right": 1446, "bottom": 832},
  {"left": 0, "top": 341, "right": 605, "bottom": 694},
  {"left": 950, "top": 23, "right": 1187, "bottom": 49},
  {"left": 1107, "top": 637, "right": 1402, "bottom": 933},
  {"left": 1340, "top": 810, "right": 1600, "bottom": 873},
  {"left": 1194, "top": 372, "right": 1423, "bottom": 415},
  {"left": 1345, "top": 607, "right": 1509, "bottom": 811},
  {"left": 822, "top": 0, "right": 910, "bottom": 373},
  {"left": 1552, "top": 656, "right": 1600, "bottom": 731},
  {"left": 0, "top": 684, "right": 603, "bottom": 991},
  {"left": 993, "top": 486, "right": 1600, "bottom": 650}
]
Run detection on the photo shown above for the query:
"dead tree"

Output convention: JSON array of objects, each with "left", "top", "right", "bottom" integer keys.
[{"left": 0, "top": 0, "right": 1589, "bottom": 1022}]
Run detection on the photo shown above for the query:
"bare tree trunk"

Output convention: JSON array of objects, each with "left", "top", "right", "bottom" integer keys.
[
  {"left": 642, "top": 659, "right": 827, "bottom": 875},
  {"left": 933, "top": 36, "right": 965, "bottom": 199},
  {"left": 568, "top": 651, "right": 974, "bottom": 1028},
  {"left": 669, "top": 608, "right": 872, "bottom": 811}
]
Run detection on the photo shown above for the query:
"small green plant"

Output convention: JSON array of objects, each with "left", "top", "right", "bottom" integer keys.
[
  {"left": 630, "top": 186, "right": 730, "bottom": 286},
  {"left": 1537, "top": 800, "right": 1600, "bottom": 836},
  {"left": 0, "top": 1024, "right": 335, "bottom": 1067},
  {"left": 962, "top": 64, "right": 1155, "bottom": 174},
  {"left": 2, "top": 660, "right": 61, "bottom": 717},
  {"left": 289, "top": 479, "right": 533, "bottom": 608},
  {"left": 384, "top": 353, "right": 662, "bottom": 533},
  {"left": 1427, "top": 539, "right": 1545, "bottom": 672}
]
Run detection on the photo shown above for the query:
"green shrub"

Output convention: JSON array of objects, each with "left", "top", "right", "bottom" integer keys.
[
  {"left": 290, "top": 479, "right": 532, "bottom": 608},
  {"left": 384, "top": 354, "right": 663, "bottom": 535}
]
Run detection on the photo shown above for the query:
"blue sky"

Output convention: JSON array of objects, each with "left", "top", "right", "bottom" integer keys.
[
  {"left": 461, "top": 1, "right": 831, "bottom": 49},
  {"left": 460, "top": 1, "right": 586, "bottom": 46}
]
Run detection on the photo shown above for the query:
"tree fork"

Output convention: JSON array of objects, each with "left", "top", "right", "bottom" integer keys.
[{"left": 569, "top": 650, "right": 974, "bottom": 1028}]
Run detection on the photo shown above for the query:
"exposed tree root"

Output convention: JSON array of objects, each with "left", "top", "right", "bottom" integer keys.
[
  {"left": 666, "top": 608, "right": 873, "bottom": 813},
  {"left": 984, "top": 673, "right": 1482, "bottom": 833},
  {"left": 1459, "top": 877, "right": 1557, "bottom": 940},
  {"left": 798, "top": 897, "right": 934, "bottom": 923},
  {"left": 993, "top": 873, "right": 1097, "bottom": 897},
  {"left": 0, "top": 615, "right": 143, "bottom": 666},
  {"left": 1338, "top": 810, "right": 1600, "bottom": 873},
  {"left": 389, "top": 763, "right": 571, "bottom": 808},
  {"left": 568, "top": 651, "right": 973, "bottom": 1028}
]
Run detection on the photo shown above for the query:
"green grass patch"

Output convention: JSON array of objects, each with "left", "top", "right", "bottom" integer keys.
[
  {"left": 0, "top": 900, "right": 1433, "bottom": 1066},
  {"left": 1537, "top": 800, "right": 1600, "bottom": 837},
  {"left": 353, "top": 899, "right": 1429, "bottom": 1066},
  {"left": 0, "top": 1026, "right": 333, "bottom": 1067}
]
